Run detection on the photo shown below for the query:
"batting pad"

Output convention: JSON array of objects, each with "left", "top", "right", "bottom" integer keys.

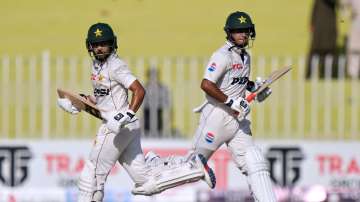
[{"left": 246, "top": 146, "right": 277, "bottom": 202}]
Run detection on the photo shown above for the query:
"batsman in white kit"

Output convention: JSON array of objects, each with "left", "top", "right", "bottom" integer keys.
[
  {"left": 191, "top": 11, "right": 277, "bottom": 201},
  {"left": 57, "top": 22, "right": 215, "bottom": 202}
]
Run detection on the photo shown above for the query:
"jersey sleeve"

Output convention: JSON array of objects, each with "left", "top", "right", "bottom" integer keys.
[
  {"left": 110, "top": 63, "right": 137, "bottom": 89},
  {"left": 203, "top": 52, "right": 228, "bottom": 83}
]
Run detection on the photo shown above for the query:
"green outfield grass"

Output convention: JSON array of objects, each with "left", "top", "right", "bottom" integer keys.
[{"left": 1, "top": 0, "right": 318, "bottom": 57}]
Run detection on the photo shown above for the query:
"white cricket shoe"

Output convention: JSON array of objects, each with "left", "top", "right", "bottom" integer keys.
[{"left": 131, "top": 153, "right": 216, "bottom": 196}]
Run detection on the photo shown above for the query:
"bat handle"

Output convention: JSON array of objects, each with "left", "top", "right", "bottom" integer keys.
[{"left": 246, "top": 93, "right": 257, "bottom": 103}]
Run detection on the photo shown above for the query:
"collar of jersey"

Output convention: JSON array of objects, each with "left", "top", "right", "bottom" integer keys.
[
  {"left": 94, "top": 52, "right": 116, "bottom": 67},
  {"left": 225, "top": 41, "right": 247, "bottom": 55}
]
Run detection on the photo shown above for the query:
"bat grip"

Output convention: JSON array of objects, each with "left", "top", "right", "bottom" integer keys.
[{"left": 246, "top": 93, "right": 257, "bottom": 103}]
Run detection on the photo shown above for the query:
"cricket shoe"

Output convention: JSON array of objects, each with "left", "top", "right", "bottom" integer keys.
[{"left": 197, "top": 154, "right": 216, "bottom": 189}]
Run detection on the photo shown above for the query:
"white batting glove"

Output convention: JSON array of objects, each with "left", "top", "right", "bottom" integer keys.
[
  {"left": 224, "top": 97, "right": 250, "bottom": 119},
  {"left": 57, "top": 98, "right": 80, "bottom": 114},
  {"left": 105, "top": 109, "right": 137, "bottom": 133}
]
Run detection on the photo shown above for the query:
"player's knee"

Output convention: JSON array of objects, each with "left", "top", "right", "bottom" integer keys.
[{"left": 245, "top": 146, "right": 269, "bottom": 175}]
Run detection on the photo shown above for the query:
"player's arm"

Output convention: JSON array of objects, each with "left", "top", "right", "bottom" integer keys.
[
  {"left": 202, "top": 53, "right": 228, "bottom": 103},
  {"left": 201, "top": 78, "right": 249, "bottom": 117},
  {"left": 202, "top": 53, "right": 250, "bottom": 117},
  {"left": 200, "top": 79, "right": 227, "bottom": 103},
  {"left": 128, "top": 79, "right": 145, "bottom": 113},
  {"left": 104, "top": 64, "right": 145, "bottom": 133}
]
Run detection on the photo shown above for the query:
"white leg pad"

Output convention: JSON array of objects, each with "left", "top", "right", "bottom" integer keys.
[
  {"left": 245, "top": 146, "right": 277, "bottom": 202},
  {"left": 77, "top": 160, "right": 96, "bottom": 202},
  {"left": 92, "top": 174, "right": 106, "bottom": 202},
  {"left": 92, "top": 190, "right": 104, "bottom": 202}
]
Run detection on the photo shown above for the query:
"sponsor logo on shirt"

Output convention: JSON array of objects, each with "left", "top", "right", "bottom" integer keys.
[
  {"left": 232, "top": 63, "right": 243, "bottom": 70},
  {"left": 205, "top": 132, "right": 215, "bottom": 143},
  {"left": 230, "top": 76, "right": 249, "bottom": 85},
  {"left": 94, "top": 88, "right": 110, "bottom": 97},
  {"left": 207, "top": 63, "right": 217, "bottom": 72},
  {"left": 91, "top": 74, "right": 104, "bottom": 81}
]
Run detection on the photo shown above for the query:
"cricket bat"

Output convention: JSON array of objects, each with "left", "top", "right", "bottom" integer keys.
[
  {"left": 246, "top": 66, "right": 292, "bottom": 102},
  {"left": 57, "top": 88, "right": 104, "bottom": 120}
]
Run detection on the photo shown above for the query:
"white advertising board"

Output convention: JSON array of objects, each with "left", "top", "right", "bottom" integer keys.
[{"left": 0, "top": 139, "right": 359, "bottom": 201}]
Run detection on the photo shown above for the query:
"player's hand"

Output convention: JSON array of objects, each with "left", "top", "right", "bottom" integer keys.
[
  {"left": 105, "top": 109, "right": 137, "bottom": 133},
  {"left": 247, "top": 77, "right": 272, "bottom": 103},
  {"left": 224, "top": 97, "right": 250, "bottom": 119},
  {"left": 256, "top": 87, "right": 272, "bottom": 102},
  {"left": 254, "top": 77, "right": 272, "bottom": 102},
  {"left": 57, "top": 98, "right": 80, "bottom": 114},
  {"left": 247, "top": 77, "right": 265, "bottom": 92}
]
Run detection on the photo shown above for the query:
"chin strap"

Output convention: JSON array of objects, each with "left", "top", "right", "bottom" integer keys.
[
  {"left": 226, "top": 34, "right": 254, "bottom": 51},
  {"left": 88, "top": 50, "right": 116, "bottom": 63},
  {"left": 227, "top": 42, "right": 246, "bottom": 55}
]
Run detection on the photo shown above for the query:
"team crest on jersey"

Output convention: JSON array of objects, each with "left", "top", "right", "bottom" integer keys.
[
  {"left": 207, "top": 63, "right": 217, "bottom": 72},
  {"left": 91, "top": 74, "right": 104, "bottom": 81},
  {"left": 205, "top": 132, "right": 215, "bottom": 143}
]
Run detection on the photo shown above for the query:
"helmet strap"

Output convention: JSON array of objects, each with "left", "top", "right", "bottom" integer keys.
[{"left": 87, "top": 41, "right": 117, "bottom": 62}]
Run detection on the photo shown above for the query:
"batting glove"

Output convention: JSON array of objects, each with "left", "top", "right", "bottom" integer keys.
[
  {"left": 57, "top": 98, "right": 80, "bottom": 114},
  {"left": 224, "top": 97, "right": 250, "bottom": 119},
  {"left": 105, "top": 109, "right": 137, "bottom": 133},
  {"left": 246, "top": 77, "right": 272, "bottom": 103}
]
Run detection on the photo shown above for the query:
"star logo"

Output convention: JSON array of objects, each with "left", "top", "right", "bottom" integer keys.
[
  {"left": 239, "top": 16, "right": 247, "bottom": 23},
  {"left": 94, "top": 28, "right": 103, "bottom": 37}
]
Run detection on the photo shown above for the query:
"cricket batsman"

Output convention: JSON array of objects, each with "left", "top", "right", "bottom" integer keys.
[
  {"left": 57, "top": 22, "right": 215, "bottom": 202},
  {"left": 191, "top": 11, "right": 277, "bottom": 201}
]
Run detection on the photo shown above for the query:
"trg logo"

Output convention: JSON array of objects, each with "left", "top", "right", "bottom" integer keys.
[
  {"left": 266, "top": 147, "right": 304, "bottom": 187},
  {"left": 0, "top": 146, "right": 32, "bottom": 187}
]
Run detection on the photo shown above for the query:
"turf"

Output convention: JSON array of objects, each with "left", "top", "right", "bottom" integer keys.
[{"left": 1, "top": 0, "right": 316, "bottom": 56}]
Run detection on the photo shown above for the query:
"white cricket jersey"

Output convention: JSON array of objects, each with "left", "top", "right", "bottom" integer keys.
[
  {"left": 203, "top": 41, "right": 251, "bottom": 104},
  {"left": 90, "top": 53, "right": 136, "bottom": 113}
]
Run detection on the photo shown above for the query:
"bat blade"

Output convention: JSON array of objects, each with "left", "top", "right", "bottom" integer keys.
[
  {"left": 57, "top": 88, "right": 104, "bottom": 120},
  {"left": 246, "top": 66, "right": 292, "bottom": 102}
]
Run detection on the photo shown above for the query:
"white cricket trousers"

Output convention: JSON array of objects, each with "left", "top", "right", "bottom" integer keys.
[
  {"left": 191, "top": 102, "right": 277, "bottom": 202},
  {"left": 79, "top": 120, "right": 149, "bottom": 201},
  {"left": 192, "top": 102, "right": 254, "bottom": 170}
]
